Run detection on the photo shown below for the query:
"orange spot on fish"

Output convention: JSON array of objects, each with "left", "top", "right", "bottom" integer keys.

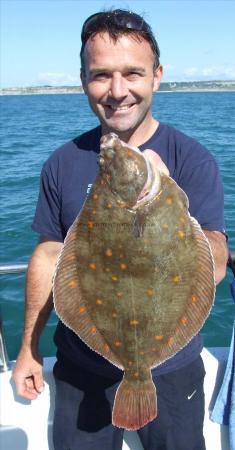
[
  {"left": 147, "top": 289, "right": 154, "bottom": 297},
  {"left": 87, "top": 221, "right": 94, "bottom": 229},
  {"left": 96, "top": 298, "right": 103, "bottom": 305},
  {"left": 68, "top": 280, "right": 78, "bottom": 289},
  {"left": 117, "top": 292, "right": 123, "bottom": 298},
  {"left": 93, "top": 193, "right": 99, "bottom": 200},
  {"left": 155, "top": 335, "right": 163, "bottom": 341},
  {"left": 178, "top": 230, "right": 185, "bottom": 239},
  {"left": 115, "top": 341, "right": 122, "bottom": 347},
  {"left": 92, "top": 209, "right": 97, "bottom": 215},
  {"left": 104, "top": 344, "right": 110, "bottom": 352},
  {"left": 91, "top": 326, "right": 97, "bottom": 334},
  {"left": 166, "top": 196, "right": 173, "bottom": 205},
  {"left": 130, "top": 320, "right": 139, "bottom": 326},
  {"left": 181, "top": 316, "right": 188, "bottom": 326},
  {"left": 89, "top": 262, "right": 97, "bottom": 270},
  {"left": 173, "top": 275, "right": 181, "bottom": 284},
  {"left": 168, "top": 337, "right": 174, "bottom": 347},
  {"left": 112, "top": 276, "right": 118, "bottom": 282},
  {"left": 107, "top": 203, "right": 113, "bottom": 209},
  {"left": 105, "top": 267, "right": 111, "bottom": 272},
  {"left": 120, "top": 263, "right": 127, "bottom": 270},
  {"left": 79, "top": 307, "right": 86, "bottom": 314},
  {"left": 134, "top": 372, "right": 139, "bottom": 378},
  {"left": 105, "top": 248, "right": 113, "bottom": 257},
  {"left": 112, "top": 312, "right": 118, "bottom": 318},
  {"left": 162, "top": 223, "right": 169, "bottom": 230},
  {"left": 191, "top": 295, "right": 198, "bottom": 304}
]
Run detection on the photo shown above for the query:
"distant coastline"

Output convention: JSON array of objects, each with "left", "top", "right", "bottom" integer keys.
[{"left": 1, "top": 80, "right": 235, "bottom": 96}]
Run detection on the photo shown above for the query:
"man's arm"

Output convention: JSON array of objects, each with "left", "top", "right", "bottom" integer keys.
[
  {"left": 203, "top": 230, "right": 228, "bottom": 285},
  {"left": 12, "top": 238, "right": 63, "bottom": 400}
]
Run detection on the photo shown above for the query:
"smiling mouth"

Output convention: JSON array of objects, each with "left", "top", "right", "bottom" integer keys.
[{"left": 105, "top": 104, "right": 135, "bottom": 111}]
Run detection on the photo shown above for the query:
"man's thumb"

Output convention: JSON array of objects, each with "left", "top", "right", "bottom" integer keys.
[{"left": 34, "top": 372, "right": 44, "bottom": 393}]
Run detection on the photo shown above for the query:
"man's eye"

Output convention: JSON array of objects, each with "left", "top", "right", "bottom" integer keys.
[
  {"left": 126, "top": 72, "right": 143, "bottom": 80},
  {"left": 92, "top": 73, "right": 109, "bottom": 80}
]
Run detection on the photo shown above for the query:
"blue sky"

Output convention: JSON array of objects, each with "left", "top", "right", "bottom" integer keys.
[{"left": 1, "top": 0, "right": 235, "bottom": 88}]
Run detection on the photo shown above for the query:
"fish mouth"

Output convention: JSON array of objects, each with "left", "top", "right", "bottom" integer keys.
[{"left": 133, "top": 156, "right": 161, "bottom": 209}]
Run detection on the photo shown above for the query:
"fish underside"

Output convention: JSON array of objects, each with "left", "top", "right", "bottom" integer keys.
[{"left": 53, "top": 133, "right": 215, "bottom": 430}]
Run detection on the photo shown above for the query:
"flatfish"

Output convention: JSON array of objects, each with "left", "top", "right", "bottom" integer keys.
[{"left": 53, "top": 132, "right": 215, "bottom": 430}]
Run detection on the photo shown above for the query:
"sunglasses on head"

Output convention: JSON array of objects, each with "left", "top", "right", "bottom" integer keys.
[{"left": 81, "top": 10, "right": 160, "bottom": 59}]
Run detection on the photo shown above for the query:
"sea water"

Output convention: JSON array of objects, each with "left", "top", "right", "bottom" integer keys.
[{"left": 0, "top": 92, "right": 235, "bottom": 360}]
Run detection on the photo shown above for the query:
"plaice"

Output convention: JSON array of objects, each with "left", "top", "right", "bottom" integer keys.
[{"left": 53, "top": 132, "right": 215, "bottom": 430}]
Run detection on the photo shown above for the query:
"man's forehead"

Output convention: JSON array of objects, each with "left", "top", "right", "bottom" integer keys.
[
  {"left": 83, "top": 32, "right": 155, "bottom": 67},
  {"left": 86, "top": 31, "right": 153, "bottom": 49}
]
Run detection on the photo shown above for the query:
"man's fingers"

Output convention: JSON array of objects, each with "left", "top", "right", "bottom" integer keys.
[
  {"left": 13, "top": 369, "right": 44, "bottom": 399},
  {"left": 15, "top": 376, "right": 39, "bottom": 400},
  {"left": 11, "top": 349, "right": 44, "bottom": 400}
]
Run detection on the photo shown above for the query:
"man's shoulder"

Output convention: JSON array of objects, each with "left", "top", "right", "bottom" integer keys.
[
  {"left": 156, "top": 123, "right": 216, "bottom": 167},
  {"left": 73, "top": 125, "right": 101, "bottom": 150},
  {"left": 159, "top": 123, "right": 210, "bottom": 154},
  {"left": 45, "top": 126, "right": 101, "bottom": 167}
]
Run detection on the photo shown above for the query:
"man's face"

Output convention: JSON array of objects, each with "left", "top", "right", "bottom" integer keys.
[{"left": 81, "top": 32, "right": 162, "bottom": 144}]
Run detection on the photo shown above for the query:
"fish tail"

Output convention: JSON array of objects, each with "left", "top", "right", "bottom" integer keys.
[{"left": 112, "top": 374, "right": 157, "bottom": 430}]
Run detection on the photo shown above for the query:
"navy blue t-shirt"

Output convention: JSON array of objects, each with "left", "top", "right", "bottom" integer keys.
[{"left": 32, "top": 123, "right": 225, "bottom": 378}]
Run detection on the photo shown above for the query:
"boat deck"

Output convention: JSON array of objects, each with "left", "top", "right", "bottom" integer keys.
[{"left": 0, "top": 347, "right": 231, "bottom": 450}]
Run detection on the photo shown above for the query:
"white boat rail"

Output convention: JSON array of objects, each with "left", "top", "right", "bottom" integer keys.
[{"left": 0, "top": 263, "right": 28, "bottom": 275}]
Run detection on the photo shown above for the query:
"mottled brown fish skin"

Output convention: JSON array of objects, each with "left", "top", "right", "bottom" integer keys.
[{"left": 53, "top": 133, "right": 215, "bottom": 430}]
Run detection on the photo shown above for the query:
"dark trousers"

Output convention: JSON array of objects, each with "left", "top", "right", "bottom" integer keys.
[{"left": 53, "top": 356, "right": 206, "bottom": 450}]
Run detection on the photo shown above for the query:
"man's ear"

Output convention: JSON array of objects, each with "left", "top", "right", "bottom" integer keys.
[
  {"left": 80, "top": 69, "right": 88, "bottom": 95},
  {"left": 153, "top": 64, "right": 163, "bottom": 92}
]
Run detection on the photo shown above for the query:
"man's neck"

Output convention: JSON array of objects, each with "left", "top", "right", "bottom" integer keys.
[{"left": 101, "top": 118, "right": 159, "bottom": 147}]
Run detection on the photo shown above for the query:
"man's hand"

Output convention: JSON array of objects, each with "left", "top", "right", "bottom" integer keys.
[{"left": 12, "top": 346, "right": 44, "bottom": 400}]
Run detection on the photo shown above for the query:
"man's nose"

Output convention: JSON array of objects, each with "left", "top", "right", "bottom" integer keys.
[{"left": 109, "top": 73, "right": 129, "bottom": 99}]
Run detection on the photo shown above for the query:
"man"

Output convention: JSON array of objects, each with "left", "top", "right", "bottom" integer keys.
[{"left": 13, "top": 9, "right": 228, "bottom": 450}]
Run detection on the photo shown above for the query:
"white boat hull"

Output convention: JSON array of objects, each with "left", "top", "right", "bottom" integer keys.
[{"left": 0, "top": 348, "right": 231, "bottom": 450}]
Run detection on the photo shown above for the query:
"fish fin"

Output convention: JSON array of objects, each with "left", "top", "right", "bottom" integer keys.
[
  {"left": 157, "top": 216, "right": 215, "bottom": 365},
  {"left": 112, "top": 373, "right": 157, "bottom": 430},
  {"left": 53, "top": 218, "right": 123, "bottom": 370}
]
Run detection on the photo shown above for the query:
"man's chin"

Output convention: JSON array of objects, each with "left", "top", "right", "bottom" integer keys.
[{"left": 101, "top": 119, "right": 135, "bottom": 136}]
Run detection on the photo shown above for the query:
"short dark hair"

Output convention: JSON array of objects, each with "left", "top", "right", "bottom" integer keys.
[{"left": 80, "top": 9, "right": 160, "bottom": 72}]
